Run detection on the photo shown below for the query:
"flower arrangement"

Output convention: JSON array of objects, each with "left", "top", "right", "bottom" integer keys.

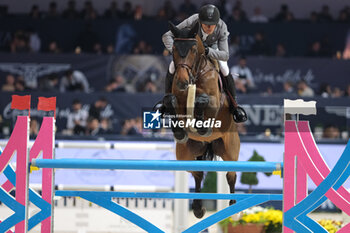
[
  {"left": 219, "top": 206, "right": 283, "bottom": 233},
  {"left": 317, "top": 219, "right": 343, "bottom": 233}
]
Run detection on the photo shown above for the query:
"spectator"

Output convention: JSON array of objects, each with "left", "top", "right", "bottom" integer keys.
[
  {"left": 66, "top": 99, "right": 88, "bottom": 135},
  {"left": 10, "top": 30, "right": 30, "bottom": 53},
  {"left": 337, "top": 10, "right": 349, "bottom": 23},
  {"left": 323, "top": 125, "right": 340, "bottom": 139},
  {"left": 89, "top": 97, "right": 109, "bottom": 120},
  {"left": 250, "top": 31, "right": 271, "bottom": 56},
  {"left": 318, "top": 5, "right": 333, "bottom": 23},
  {"left": 1, "top": 74, "right": 16, "bottom": 92},
  {"left": 332, "top": 87, "right": 343, "bottom": 98},
  {"left": 120, "top": 1, "right": 133, "bottom": 19},
  {"left": 14, "top": 78, "right": 26, "bottom": 91},
  {"left": 80, "top": 1, "right": 97, "bottom": 20},
  {"left": 275, "top": 43, "right": 287, "bottom": 57},
  {"left": 104, "top": 1, "right": 120, "bottom": 19},
  {"left": 28, "top": 28, "right": 41, "bottom": 52},
  {"left": 158, "top": 1, "right": 176, "bottom": 20},
  {"left": 40, "top": 74, "right": 59, "bottom": 91},
  {"left": 274, "top": 4, "right": 294, "bottom": 22},
  {"left": 60, "top": 69, "right": 90, "bottom": 92},
  {"left": 30, "top": 118, "right": 39, "bottom": 138},
  {"left": 297, "top": 80, "right": 314, "bottom": 97},
  {"left": 319, "top": 83, "right": 332, "bottom": 98},
  {"left": 106, "top": 44, "right": 115, "bottom": 54},
  {"left": 232, "top": 0, "right": 247, "bottom": 20},
  {"left": 230, "top": 56, "right": 255, "bottom": 93},
  {"left": 133, "top": 5, "right": 144, "bottom": 20},
  {"left": 47, "top": 40, "right": 61, "bottom": 53},
  {"left": 93, "top": 43, "right": 102, "bottom": 54},
  {"left": 143, "top": 79, "right": 158, "bottom": 93},
  {"left": 121, "top": 118, "right": 141, "bottom": 135},
  {"left": 29, "top": 5, "right": 41, "bottom": 19},
  {"left": 306, "top": 41, "right": 322, "bottom": 57},
  {"left": 85, "top": 117, "right": 100, "bottom": 136},
  {"left": 229, "top": 35, "right": 241, "bottom": 57},
  {"left": 250, "top": 7, "right": 268, "bottom": 23},
  {"left": 262, "top": 86, "right": 273, "bottom": 96},
  {"left": 309, "top": 11, "right": 319, "bottom": 23},
  {"left": 320, "top": 36, "right": 333, "bottom": 57},
  {"left": 216, "top": 0, "right": 230, "bottom": 20},
  {"left": 345, "top": 84, "right": 350, "bottom": 97},
  {"left": 133, "top": 40, "right": 153, "bottom": 54},
  {"left": 62, "top": 0, "right": 79, "bottom": 19},
  {"left": 228, "top": 6, "right": 247, "bottom": 22},
  {"left": 99, "top": 118, "right": 113, "bottom": 134},
  {"left": 179, "top": 0, "right": 197, "bottom": 18},
  {"left": 283, "top": 81, "right": 294, "bottom": 94},
  {"left": 46, "top": 1, "right": 59, "bottom": 19},
  {"left": 76, "top": 23, "right": 99, "bottom": 53},
  {"left": 105, "top": 75, "right": 126, "bottom": 92}
]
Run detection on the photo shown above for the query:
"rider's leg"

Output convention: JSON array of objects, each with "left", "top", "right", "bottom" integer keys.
[
  {"left": 218, "top": 61, "right": 247, "bottom": 123},
  {"left": 154, "top": 61, "right": 175, "bottom": 113},
  {"left": 165, "top": 61, "right": 175, "bottom": 93}
]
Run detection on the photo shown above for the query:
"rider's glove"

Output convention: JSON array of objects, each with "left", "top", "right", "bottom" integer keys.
[
  {"left": 205, "top": 46, "right": 209, "bottom": 55},
  {"left": 203, "top": 42, "right": 209, "bottom": 55}
]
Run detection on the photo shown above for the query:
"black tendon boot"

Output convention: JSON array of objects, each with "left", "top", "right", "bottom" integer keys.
[
  {"left": 153, "top": 70, "right": 174, "bottom": 114},
  {"left": 223, "top": 74, "right": 248, "bottom": 123}
]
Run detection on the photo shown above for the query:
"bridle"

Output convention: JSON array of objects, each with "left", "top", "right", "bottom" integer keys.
[
  {"left": 174, "top": 38, "right": 201, "bottom": 85},
  {"left": 173, "top": 38, "right": 217, "bottom": 85}
]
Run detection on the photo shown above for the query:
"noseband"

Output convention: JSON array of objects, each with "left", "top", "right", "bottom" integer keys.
[{"left": 174, "top": 38, "right": 199, "bottom": 84}]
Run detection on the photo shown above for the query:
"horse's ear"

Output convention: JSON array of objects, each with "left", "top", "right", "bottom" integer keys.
[
  {"left": 169, "top": 21, "right": 179, "bottom": 38},
  {"left": 189, "top": 22, "right": 200, "bottom": 38}
]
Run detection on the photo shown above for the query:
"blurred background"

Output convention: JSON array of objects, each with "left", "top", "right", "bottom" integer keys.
[{"left": 0, "top": 0, "right": 349, "bottom": 232}]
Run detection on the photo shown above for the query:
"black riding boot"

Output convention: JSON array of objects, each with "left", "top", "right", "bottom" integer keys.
[
  {"left": 153, "top": 70, "right": 174, "bottom": 114},
  {"left": 223, "top": 74, "right": 248, "bottom": 123}
]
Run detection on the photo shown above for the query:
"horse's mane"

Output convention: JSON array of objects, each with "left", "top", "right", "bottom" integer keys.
[{"left": 195, "top": 34, "right": 205, "bottom": 56}]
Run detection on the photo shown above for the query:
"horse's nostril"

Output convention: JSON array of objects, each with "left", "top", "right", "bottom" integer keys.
[{"left": 176, "top": 81, "right": 188, "bottom": 90}]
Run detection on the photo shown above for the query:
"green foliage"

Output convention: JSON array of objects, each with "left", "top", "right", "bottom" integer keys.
[
  {"left": 240, "top": 150, "right": 272, "bottom": 190},
  {"left": 201, "top": 171, "right": 217, "bottom": 193}
]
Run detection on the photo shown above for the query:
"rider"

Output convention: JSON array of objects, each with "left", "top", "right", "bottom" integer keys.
[{"left": 159, "top": 4, "right": 247, "bottom": 123}]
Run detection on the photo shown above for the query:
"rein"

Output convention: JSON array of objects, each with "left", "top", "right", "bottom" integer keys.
[{"left": 174, "top": 38, "right": 217, "bottom": 85}]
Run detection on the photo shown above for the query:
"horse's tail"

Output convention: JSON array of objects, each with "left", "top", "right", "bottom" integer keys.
[{"left": 197, "top": 143, "right": 215, "bottom": 161}]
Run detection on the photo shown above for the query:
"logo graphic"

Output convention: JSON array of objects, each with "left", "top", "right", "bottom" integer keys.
[
  {"left": 143, "top": 110, "right": 162, "bottom": 129},
  {"left": 0, "top": 63, "right": 71, "bottom": 89}
]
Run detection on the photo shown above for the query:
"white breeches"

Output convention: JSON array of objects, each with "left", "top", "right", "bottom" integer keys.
[{"left": 168, "top": 60, "right": 229, "bottom": 77}]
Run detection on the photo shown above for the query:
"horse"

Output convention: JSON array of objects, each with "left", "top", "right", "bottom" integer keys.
[{"left": 163, "top": 22, "right": 240, "bottom": 218}]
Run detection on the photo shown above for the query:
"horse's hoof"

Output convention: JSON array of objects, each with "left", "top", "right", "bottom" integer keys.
[
  {"left": 229, "top": 200, "right": 236, "bottom": 205},
  {"left": 193, "top": 206, "right": 206, "bottom": 219},
  {"left": 197, "top": 127, "right": 212, "bottom": 137},
  {"left": 174, "top": 131, "right": 188, "bottom": 144}
]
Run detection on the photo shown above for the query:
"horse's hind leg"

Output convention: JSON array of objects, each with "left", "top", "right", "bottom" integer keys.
[
  {"left": 220, "top": 131, "right": 240, "bottom": 206},
  {"left": 227, "top": 172, "right": 237, "bottom": 205},
  {"left": 191, "top": 171, "right": 206, "bottom": 218},
  {"left": 176, "top": 141, "right": 207, "bottom": 219}
]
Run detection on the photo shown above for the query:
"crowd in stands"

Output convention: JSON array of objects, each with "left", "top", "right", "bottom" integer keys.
[
  {"left": 0, "top": 1, "right": 349, "bottom": 139},
  {"left": 0, "top": 0, "right": 348, "bottom": 23},
  {"left": 1, "top": 0, "right": 350, "bottom": 57}
]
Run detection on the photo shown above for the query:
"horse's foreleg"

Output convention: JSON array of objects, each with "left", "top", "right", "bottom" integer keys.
[
  {"left": 194, "top": 94, "right": 211, "bottom": 136},
  {"left": 164, "top": 94, "right": 188, "bottom": 143},
  {"left": 226, "top": 171, "right": 237, "bottom": 205},
  {"left": 191, "top": 171, "right": 206, "bottom": 218}
]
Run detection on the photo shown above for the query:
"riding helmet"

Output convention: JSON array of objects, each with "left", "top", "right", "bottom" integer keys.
[{"left": 198, "top": 4, "right": 220, "bottom": 25}]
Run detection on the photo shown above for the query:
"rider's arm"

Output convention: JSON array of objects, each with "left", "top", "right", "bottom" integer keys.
[
  {"left": 162, "top": 14, "right": 199, "bottom": 53},
  {"left": 207, "top": 21, "right": 230, "bottom": 61}
]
